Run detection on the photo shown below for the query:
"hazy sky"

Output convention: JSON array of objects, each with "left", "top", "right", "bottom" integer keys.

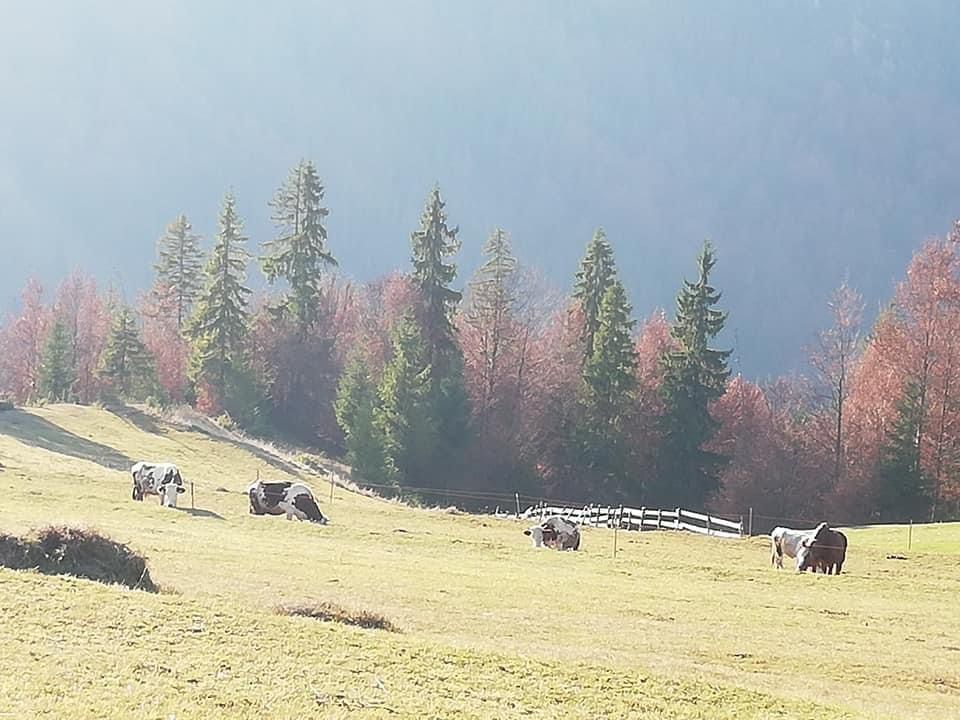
[{"left": 2, "top": 1, "right": 959, "bottom": 376}]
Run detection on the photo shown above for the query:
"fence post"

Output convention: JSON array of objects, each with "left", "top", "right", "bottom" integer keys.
[
  {"left": 739, "top": 514, "right": 744, "bottom": 538},
  {"left": 640, "top": 506, "right": 646, "bottom": 532},
  {"left": 908, "top": 519, "right": 913, "bottom": 550},
  {"left": 706, "top": 514, "right": 712, "bottom": 537},
  {"left": 330, "top": 473, "right": 335, "bottom": 502},
  {"left": 613, "top": 507, "right": 622, "bottom": 558},
  {"left": 657, "top": 508, "right": 662, "bottom": 530},
  {"left": 190, "top": 481, "right": 195, "bottom": 510},
  {"left": 675, "top": 508, "right": 681, "bottom": 531},
  {"left": 748, "top": 507, "right": 754, "bottom": 537},
  {"left": 515, "top": 492, "right": 521, "bottom": 518}
]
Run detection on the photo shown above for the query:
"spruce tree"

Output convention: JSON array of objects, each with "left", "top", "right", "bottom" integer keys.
[
  {"left": 190, "top": 192, "right": 252, "bottom": 395},
  {"left": 657, "top": 241, "right": 731, "bottom": 507},
  {"left": 99, "top": 307, "right": 155, "bottom": 399},
  {"left": 410, "top": 185, "right": 462, "bottom": 372},
  {"left": 583, "top": 280, "right": 637, "bottom": 429},
  {"left": 39, "top": 318, "right": 76, "bottom": 402},
  {"left": 876, "top": 381, "right": 930, "bottom": 521},
  {"left": 373, "top": 314, "right": 437, "bottom": 488},
  {"left": 573, "top": 228, "right": 617, "bottom": 356},
  {"left": 155, "top": 214, "right": 204, "bottom": 329},
  {"left": 335, "top": 355, "right": 389, "bottom": 485},
  {"left": 262, "top": 160, "right": 336, "bottom": 337}
]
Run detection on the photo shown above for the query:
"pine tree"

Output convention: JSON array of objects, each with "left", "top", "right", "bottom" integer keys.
[
  {"left": 39, "top": 318, "right": 76, "bottom": 402},
  {"left": 334, "top": 355, "right": 389, "bottom": 484},
  {"left": 373, "top": 314, "right": 437, "bottom": 488},
  {"left": 876, "top": 381, "right": 931, "bottom": 521},
  {"left": 583, "top": 280, "right": 637, "bottom": 429},
  {"left": 190, "top": 192, "right": 252, "bottom": 395},
  {"left": 466, "top": 228, "right": 519, "bottom": 416},
  {"left": 657, "top": 241, "right": 731, "bottom": 507},
  {"left": 155, "top": 214, "right": 204, "bottom": 329},
  {"left": 410, "top": 185, "right": 462, "bottom": 372},
  {"left": 262, "top": 160, "right": 336, "bottom": 337},
  {"left": 99, "top": 307, "right": 155, "bottom": 399},
  {"left": 573, "top": 228, "right": 617, "bottom": 356}
]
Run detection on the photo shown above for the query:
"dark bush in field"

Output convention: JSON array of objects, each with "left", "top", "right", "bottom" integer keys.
[
  {"left": 275, "top": 601, "right": 398, "bottom": 632},
  {"left": 0, "top": 525, "right": 157, "bottom": 592}
]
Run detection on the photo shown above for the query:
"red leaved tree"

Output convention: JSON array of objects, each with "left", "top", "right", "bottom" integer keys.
[{"left": 0, "top": 278, "right": 50, "bottom": 403}]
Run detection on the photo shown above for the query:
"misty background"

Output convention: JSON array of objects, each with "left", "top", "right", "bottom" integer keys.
[{"left": 2, "top": 0, "right": 959, "bottom": 377}]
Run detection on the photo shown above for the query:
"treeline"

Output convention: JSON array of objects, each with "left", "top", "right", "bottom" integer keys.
[{"left": 1, "top": 162, "right": 959, "bottom": 523}]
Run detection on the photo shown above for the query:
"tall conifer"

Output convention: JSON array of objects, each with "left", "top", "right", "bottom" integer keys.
[{"left": 155, "top": 214, "right": 204, "bottom": 329}]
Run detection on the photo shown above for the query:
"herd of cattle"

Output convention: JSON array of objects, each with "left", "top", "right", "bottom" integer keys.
[{"left": 130, "top": 461, "right": 847, "bottom": 573}]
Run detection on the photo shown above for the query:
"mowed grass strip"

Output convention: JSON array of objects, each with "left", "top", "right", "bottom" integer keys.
[
  {"left": 2, "top": 404, "right": 959, "bottom": 718},
  {"left": 0, "top": 570, "right": 855, "bottom": 720}
]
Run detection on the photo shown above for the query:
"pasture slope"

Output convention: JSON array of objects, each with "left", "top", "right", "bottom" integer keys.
[{"left": 1, "top": 405, "right": 959, "bottom": 720}]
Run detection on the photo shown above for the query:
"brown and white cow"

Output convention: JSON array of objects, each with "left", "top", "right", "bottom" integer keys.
[
  {"left": 523, "top": 515, "right": 581, "bottom": 551},
  {"left": 797, "top": 524, "right": 848, "bottom": 575}
]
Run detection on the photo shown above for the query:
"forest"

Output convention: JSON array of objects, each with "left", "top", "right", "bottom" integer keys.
[{"left": 2, "top": 160, "right": 958, "bottom": 524}]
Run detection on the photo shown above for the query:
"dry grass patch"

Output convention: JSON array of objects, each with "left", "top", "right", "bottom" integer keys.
[
  {"left": 0, "top": 525, "right": 156, "bottom": 592},
  {"left": 275, "top": 600, "right": 399, "bottom": 632}
]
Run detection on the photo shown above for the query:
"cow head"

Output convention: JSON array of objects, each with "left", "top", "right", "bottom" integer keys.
[
  {"left": 158, "top": 470, "right": 185, "bottom": 508},
  {"left": 796, "top": 535, "right": 821, "bottom": 572},
  {"left": 524, "top": 525, "right": 545, "bottom": 548}
]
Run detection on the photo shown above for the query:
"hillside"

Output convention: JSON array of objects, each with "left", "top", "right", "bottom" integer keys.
[{"left": 1, "top": 404, "right": 960, "bottom": 718}]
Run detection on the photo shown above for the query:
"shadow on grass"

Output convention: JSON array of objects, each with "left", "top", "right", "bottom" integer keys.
[
  {"left": 0, "top": 410, "right": 133, "bottom": 471},
  {"left": 172, "top": 506, "right": 225, "bottom": 521},
  {"left": 104, "top": 404, "right": 165, "bottom": 436}
]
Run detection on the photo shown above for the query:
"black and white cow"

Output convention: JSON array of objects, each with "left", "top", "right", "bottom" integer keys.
[
  {"left": 131, "top": 461, "right": 186, "bottom": 507},
  {"left": 247, "top": 480, "right": 328, "bottom": 524},
  {"left": 523, "top": 515, "right": 581, "bottom": 551}
]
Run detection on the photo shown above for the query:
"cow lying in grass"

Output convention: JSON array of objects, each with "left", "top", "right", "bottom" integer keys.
[
  {"left": 524, "top": 515, "right": 580, "bottom": 551},
  {"left": 131, "top": 461, "right": 185, "bottom": 507},
  {"left": 247, "top": 480, "right": 328, "bottom": 524}
]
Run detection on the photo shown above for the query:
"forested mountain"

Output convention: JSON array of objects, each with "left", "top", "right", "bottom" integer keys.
[{"left": 2, "top": 2, "right": 959, "bottom": 375}]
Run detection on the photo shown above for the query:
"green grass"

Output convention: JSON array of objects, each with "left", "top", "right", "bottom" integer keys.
[{"left": 2, "top": 404, "right": 959, "bottom": 719}]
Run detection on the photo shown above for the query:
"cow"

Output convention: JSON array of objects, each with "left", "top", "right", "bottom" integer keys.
[
  {"left": 797, "top": 524, "right": 848, "bottom": 575},
  {"left": 523, "top": 515, "right": 581, "bottom": 551},
  {"left": 131, "top": 461, "right": 186, "bottom": 507},
  {"left": 247, "top": 480, "right": 328, "bottom": 524},
  {"left": 770, "top": 524, "right": 825, "bottom": 571}
]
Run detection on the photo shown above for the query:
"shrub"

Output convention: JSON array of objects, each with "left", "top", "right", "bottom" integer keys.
[
  {"left": 0, "top": 526, "right": 157, "bottom": 592},
  {"left": 275, "top": 601, "right": 398, "bottom": 632}
]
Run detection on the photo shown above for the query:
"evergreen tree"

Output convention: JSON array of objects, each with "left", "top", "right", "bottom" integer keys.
[
  {"left": 335, "top": 354, "right": 389, "bottom": 485},
  {"left": 583, "top": 280, "right": 637, "bottom": 429},
  {"left": 573, "top": 228, "right": 617, "bottom": 356},
  {"left": 262, "top": 160, "right": 336, "bottom": 337},
  {"left": 190, "top": 192, "right": 252, "bottom": 395},
  {"left": 657, "top": 241, "right": 731, "bottom": 507},
  {"left": 876, "top": 381, "right": 931, "bottom": 521},
  {"left": 373, "top": 314, "right": 437, "bottom": 488},
  {"left": 410, "top": 185, "right": 462, "bottom": 372},
  {"left": 39, "top": 318, "right": 76, "bottom": 402},
  {"left": 99, "top": 307, "right": 155, "bottom": 399},
  {"left": 155, "top": 214, "right": 204, "bottom": 329}
]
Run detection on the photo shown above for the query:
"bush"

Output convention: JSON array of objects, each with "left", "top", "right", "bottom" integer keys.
[
  {"left": 214, "top": 412, "right": 237, "bottom": 432},
  {"left": 0, "top": 526, "right": 157, "bottom": 592},
  {"left": 275, "top": 601, "right": 398, "bottom": 632}
]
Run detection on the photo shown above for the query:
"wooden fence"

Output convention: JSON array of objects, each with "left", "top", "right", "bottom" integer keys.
[{"left": 518, "top": 503, "right": 743, "bottom": 539}]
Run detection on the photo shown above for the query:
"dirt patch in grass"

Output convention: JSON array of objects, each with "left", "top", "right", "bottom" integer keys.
[
  {"left": 275, "top": 601, "right": 399, "bottom": 632},
  {"left": 0, "top": 525, "right": 157, "bottom": 592}
]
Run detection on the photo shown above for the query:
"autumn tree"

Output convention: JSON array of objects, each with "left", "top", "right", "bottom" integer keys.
[
  {"left": 190, "top": 192, "right": 252, "bottom": 399},
  {"left": 262, "top": 160, "right": 336, "bottom": 337},
  {"left": 573, "top": 228, "right": 617, "bottom": 356},
  {"left": 52, "top": 272, "right": 110, "bottom": 403},
  {"left": 38, "top": 319, "right": 76, "bottom": 401},
  {"left": 140, "top": 285, "right": 190, "bottom": 402},
  {"left": 155, "top": 214, "right": 204, "bottom": 329},
  {"left": 657, "top": 241, "right": 731, "bottom": 507},
  {"left": 0, "top": 279, "right": 49, "bottom": 403},
  {"left": 99, "top": 307, "right": 155, "bottom": 399},
  {"left": 810, "top": 281, "right": 864, "bottom": 488}
]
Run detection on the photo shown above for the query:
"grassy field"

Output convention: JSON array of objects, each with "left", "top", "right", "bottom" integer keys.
[{"left": 1, "top": 404, "right": 959, "bottom": 719}]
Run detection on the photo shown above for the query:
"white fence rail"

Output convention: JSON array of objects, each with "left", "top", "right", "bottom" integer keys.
[{"left": 517, "top": 503, "right": 743, "bottom": 539}]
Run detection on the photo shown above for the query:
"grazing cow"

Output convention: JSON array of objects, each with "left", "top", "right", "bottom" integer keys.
[
  {"left": 797, "top": 525, "right": 848, "bottom": 575},
  {"left": 770, "top": 524, "right": 826, "bottom": 570},
  {"left": 247, "top": 480, "right": 328, "bottom": 524},
  {"left": 523, "top": 515, "right": 581, "bottom": 551},
  {"left": 131, "top": 461, "right": 186, "bottom": 507}
]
